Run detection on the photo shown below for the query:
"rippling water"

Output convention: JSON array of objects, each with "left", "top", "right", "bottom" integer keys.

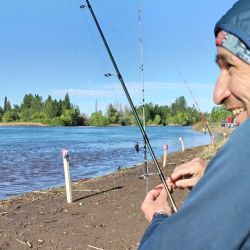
[{"left": 0, "top": 126, "right": 210, "bottom": 199}]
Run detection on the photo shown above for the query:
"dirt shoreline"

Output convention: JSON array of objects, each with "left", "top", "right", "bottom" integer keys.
[
  {"left": 0, "top": 144, "right": 219, "bottom": 250},
  {"left": 0, "top": 122, "right": 49, "bottom": 127}
]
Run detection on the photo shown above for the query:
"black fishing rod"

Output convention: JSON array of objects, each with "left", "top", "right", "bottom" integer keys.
[{"left": 80, "top": 0, "right": 177, "bottom": 212}]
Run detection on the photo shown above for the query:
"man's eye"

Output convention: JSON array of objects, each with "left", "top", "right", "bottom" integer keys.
[{"left": 225, "top": 62, "right": 234, "bottom": 69}]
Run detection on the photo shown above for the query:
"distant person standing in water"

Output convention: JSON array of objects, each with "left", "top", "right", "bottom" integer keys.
[{"left": 139, "top": 0, "right": 250, "bottom": 249}]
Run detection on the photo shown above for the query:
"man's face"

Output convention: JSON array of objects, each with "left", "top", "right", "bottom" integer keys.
[{"left": 214, "top": 46, "right": 250, "bottom": 125}]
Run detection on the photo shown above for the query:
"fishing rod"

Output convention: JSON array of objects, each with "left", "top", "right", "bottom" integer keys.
[
  {"left": 80, "top": 0, "right": 178, "bottom": 212},
  {"left": 137, "top": 2, "right": 149, "bottom": 193},
  {"left": 171, "top": 62, "right": 212, "bottom": 137}
]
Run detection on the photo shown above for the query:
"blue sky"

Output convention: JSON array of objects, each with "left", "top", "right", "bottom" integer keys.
[{"left": 0, "top": 0, "right": 237, "bottom": 116}]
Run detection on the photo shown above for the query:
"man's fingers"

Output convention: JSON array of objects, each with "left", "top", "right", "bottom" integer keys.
[
  {"left": 170, "top": 158, "right": 206, "bottom": 181},
  {"left": 147, "top": 190, "right": 160, "bottom": 201},
  {"left": 175, "top": 177, "right": 197, "bottom": 188},
  {"left": 166, "top": 177, "right": 175, "bottom": 191},
  {"left": 146, "top": 184, "right": 164, "bottom": 200},
  {"left": 158, "top": 186, "right": 167, "bottom": 200},
  {"left": 153, "top": 184, "right": 164, "bottom": 190},
  {"left": 171, "top": 167, "right": 192, "bottom": 181}
]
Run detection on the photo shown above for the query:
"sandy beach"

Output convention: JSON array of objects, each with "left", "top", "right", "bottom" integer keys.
[
  {"left": 0, "top": 142, "right": 221, "bottom": 250},
  {"left": 0, "top": 122, "right": 49, "bottom": 127}
]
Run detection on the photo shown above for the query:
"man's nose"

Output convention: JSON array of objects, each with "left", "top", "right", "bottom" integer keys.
[{"left": 213, "top": 72, "right": 230, "bottom": 105}]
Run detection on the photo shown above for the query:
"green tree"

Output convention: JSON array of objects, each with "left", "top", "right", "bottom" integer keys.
[
  {"left": 210, "top": 105, "right": 231, "bottom": 122},
  {"left": 44, "top": 95, "right": 59, "bottom": 119},
  {"left": 31, "top": 95, "right": 43, "bottom": 113},
  {"left": 119, "top": 105, "right": 133, "bottom": 125},
  {"left": 20, "top": 94, "right": 34, "bottom": 121},
  {"left": 62, "top": 93, "right": 71, "bottom": 114},
  {"left": 170, "top": 96, "right": 187, "bottom": 115},
  {"left": 2, "top": 110, "right": 20, "bottom": 122},
  {"left": 59, "top": 110, "right": 73, "bottom": 126},
  {"left": 71, "top": 107, "right": 88, "bottom": 126},
  {"left": 176, "top": 96, "right": 187, "bottom": 111},
  {"left": 185, "top": 106, "right": 199, "bottom": 125},
  {"left": 0, "top": 106, "right": 3, "bottom": 121},
  {"left": 153, "top": 114, "right": 161, "bottom": 125},
  {"left": 21, "top": 94, "right": 34, "bottom": 109},
  {"left": 3, "top": 96, "right": 11, "bottom": 113},
  {"left": 31, "top": 112, "right": 46, "bottom": 121},
  {"left": 89, "top": 111, "right": 109, "bottom": 126},
  {"left": 106, "top": 104, "right": 119, "bottom": 123}
]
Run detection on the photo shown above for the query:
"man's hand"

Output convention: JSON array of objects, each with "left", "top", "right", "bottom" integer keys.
[
  {"left": 141, "top": 184, "right": 172, "bottom": 222},
  {"left": 167, "top": 158, "right": 207, "bottom": 190}
]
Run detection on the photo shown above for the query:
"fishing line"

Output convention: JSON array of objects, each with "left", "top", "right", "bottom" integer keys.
[
  {"left": 171, "top": 62, "right": 212, "bottom": 137},
  {"left": 79, "top": 2, "right": 125, "bottom": 106},
  {"left": 78, "top": 0, "right": 148, "bottom": 189},
  {"left": 61, "top": 0, "right": 122, "bottom": 191},
  {"left": 81, "top": 0, "right": 178, "bottom": 212},
  {"left": 62, "top": 0, "right": 85, "bottom": 63},
  {"left": 61, "top": 0, "right": 100, "bottom": 97},
  {"left": 79, "top": 24, "right": 121, "bottom": 192},
  {"left": 77, "top": 1, "right": 151, "bottom": 192}
]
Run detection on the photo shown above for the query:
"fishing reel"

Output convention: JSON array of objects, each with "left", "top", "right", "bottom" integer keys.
[{"left": 134, "top": 141, "right": 144, "bottom": 153}]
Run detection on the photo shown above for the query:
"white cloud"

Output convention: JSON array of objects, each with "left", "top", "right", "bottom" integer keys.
[
  {"left": 50, "top": 81, "right": 214, "bottom": 98},
  {"left": 48, "top": 81, "right": 215, "bottom": 115}
]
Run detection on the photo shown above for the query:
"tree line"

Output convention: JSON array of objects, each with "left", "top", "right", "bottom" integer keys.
[
  {"left": 0, "top": 94, "right": 231, "bottom": 126},
  {"left": 90, "top": 96, "right": 201, "bottom": 126},
  {"left": 0, "top": 93, "right": 87, "bottom": 126}
]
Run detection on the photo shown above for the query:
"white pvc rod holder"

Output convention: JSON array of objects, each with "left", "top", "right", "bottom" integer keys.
[
  {"left": 62, "top": 149, "right": 72, "bottom": 203},
  {"left": 163, "top": 144, "right": 168, "bottom": 168},
  {"left": 179, "top": 137, "right": 185, "bottom": 152}
]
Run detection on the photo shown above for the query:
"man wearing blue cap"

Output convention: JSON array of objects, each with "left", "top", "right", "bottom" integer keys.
[{"left": 139, "top": 1, "right": 250, "bottom": 249}]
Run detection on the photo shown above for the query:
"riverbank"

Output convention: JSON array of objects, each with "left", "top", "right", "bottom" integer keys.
[
  {"left": 0, "top": 144, "right": 220, "bottom": 250},
  {"left": 0, "top": 122, "right": 49, "bottom": 127}
]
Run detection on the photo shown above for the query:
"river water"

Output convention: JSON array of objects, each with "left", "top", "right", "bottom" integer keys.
[{"left": 0, "top": 125, "right": 210, "bottom": 199}]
